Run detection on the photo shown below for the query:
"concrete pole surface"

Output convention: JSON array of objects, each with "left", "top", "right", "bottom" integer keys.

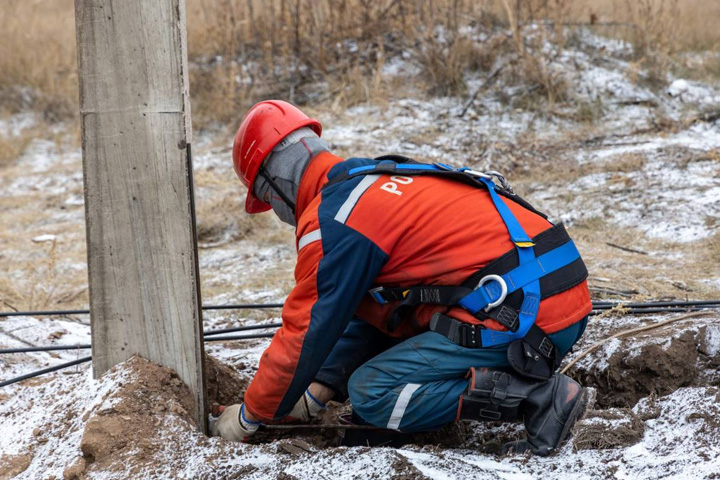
[{"left": 75, "top": 0, "right": 206, "bottom": 431}]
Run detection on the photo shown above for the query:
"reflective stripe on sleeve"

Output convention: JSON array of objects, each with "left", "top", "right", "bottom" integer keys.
[
  {"left": 386, "top": 383, "right": 421, "bottom": 430},
  {"left": 298, "top": 229, "right": 322, "bottom": 251}
]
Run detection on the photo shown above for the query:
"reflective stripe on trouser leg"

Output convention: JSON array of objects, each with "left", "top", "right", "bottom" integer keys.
[{"left": 387, "top": 383, "right": 421, "bottom": 430}]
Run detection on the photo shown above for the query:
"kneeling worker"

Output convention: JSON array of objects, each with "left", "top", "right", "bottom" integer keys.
[{"left": 212, "top": 100, "right": 592, "bottom": 455}]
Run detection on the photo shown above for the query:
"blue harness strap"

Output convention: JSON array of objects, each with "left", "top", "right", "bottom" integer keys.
[
  {"left": 457, "top": 242, "right": 581, "bottom": 313},
  {"left": 339, "top": 160, "right": 582, "bottom": 348}
]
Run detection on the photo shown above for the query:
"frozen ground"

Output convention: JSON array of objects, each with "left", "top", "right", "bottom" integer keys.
[
  {"left": 1, "top": 313, "right": 719, "bottom": 479},
  {"left": 1, "top": 27, "right": 720, "bottom": 479}
]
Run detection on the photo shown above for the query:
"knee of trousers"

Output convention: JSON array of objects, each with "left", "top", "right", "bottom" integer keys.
[
  {"left": 347, "top": 365, "right": 381, "bottom": 418},
  {"left": 348, "top": 367, "right": 372, "bottom": 408}
]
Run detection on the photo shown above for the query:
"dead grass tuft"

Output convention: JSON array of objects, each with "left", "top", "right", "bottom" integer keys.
[{"left": 196, "top": 194, "right": 275, "bottom": 247}]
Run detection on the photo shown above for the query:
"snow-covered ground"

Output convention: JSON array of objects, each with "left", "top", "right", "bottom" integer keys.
[{"left": 1, "top": 27, "right": 719, "bottom": 479}]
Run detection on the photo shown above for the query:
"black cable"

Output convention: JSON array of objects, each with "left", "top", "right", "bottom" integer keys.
[
  {"left": 0, "top": 356, "right": 91, "bottom": 388},
  {"left": 0, "top": 309, "right": 91, "bottom": 318},
  {"left": 590, "top": 307, "right": 716, "bottom": 316},
  {"left": 1, "top": 344, "right": 91, "bottom": 354},
  {"left": 0, "top": 333, "right": 279, "bottom": 387},
  {"left": 4, "top": 301, "right": 720, "bottom": 386},
  {"left": 0, "top": 303, "right": 284, "bottom": 318},
  {"left": 592, "top": 300, "right": 720, "bottom": 309},
  {"left": 203, "top": 333, "right": 275, "bottom": 342},
  {"left": 204, "top": 303, "right": 284, "bottom": 311},
  {"left": 203, "top": 322, "right": 282, "bottom": 337},
  {"left": 4, "top": 300, "right": 720, "bottom": 319},
  {"left": 1, "top": 327, "right": 282, "bottom": 354}
]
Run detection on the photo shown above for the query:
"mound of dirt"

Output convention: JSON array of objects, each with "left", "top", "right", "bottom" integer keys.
[
  {"left": 570, "top": 328, "right": 700, "bottom": 408},
  {"left": 78, "top": 355, "right": 201, "bottom": 478}
]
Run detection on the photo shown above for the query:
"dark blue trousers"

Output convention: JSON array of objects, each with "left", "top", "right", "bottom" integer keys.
[{"left": 344, "top": 318, "right": 587, "bottom": 432}]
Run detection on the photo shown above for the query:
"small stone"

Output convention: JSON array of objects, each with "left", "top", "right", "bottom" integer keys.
[{"left": 32, "top": 427, "right": 42, "bottom": 437}]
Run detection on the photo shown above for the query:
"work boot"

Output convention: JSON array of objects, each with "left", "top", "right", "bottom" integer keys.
[
  {"left": 457, "top": 368, "right": 588, "bottom": 456},
  {"left": 503, "top": 372, "right": 589, "bottom": 456}
]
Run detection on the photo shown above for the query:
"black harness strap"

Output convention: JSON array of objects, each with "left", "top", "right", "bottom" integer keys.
[{"left": 429, "top": 312, "right": 560, "bottom": 379}]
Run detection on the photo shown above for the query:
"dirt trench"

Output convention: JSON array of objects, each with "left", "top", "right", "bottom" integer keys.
[{"left": 566, "top": 320, "right": 720, "bottom": 409}]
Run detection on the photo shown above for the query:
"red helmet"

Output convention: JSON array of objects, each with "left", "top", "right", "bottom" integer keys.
[{"left": 232, "top": 100, "right": 322, "bottom": 213}]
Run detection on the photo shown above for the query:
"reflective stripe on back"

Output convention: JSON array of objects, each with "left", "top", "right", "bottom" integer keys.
[{"left": 334, "top": 174, "right": 381, "bottom": 224}]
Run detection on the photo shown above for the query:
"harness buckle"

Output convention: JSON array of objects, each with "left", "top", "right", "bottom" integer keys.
[
  {"left": 368, "top": 287, "right": 389, "bottom": 305},
  {"left": 457, "top": 323, "right": 480, "bottom": 348},
  {"left": 477, "top": 274, "right": 508, "bottom": 312}
]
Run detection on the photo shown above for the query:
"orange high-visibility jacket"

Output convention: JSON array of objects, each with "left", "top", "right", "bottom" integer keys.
[{"left": 243, "top": 152, "right": 591, "bottom": 421}]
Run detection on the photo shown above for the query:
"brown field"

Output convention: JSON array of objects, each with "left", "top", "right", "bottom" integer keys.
[{"left": 1, "top": 0, "right": 719, "bottom": 128}]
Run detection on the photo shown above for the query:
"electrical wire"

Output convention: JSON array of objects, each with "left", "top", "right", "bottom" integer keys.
[
  {"left": 0, "top": 328, "right": 281, "bottom": 354},
  {"left": 591, "top": 300, "right": 720, "bottom": 309},
  {"left": 0, "top": 356, "right": 91, "bottom": 388},
  {"left": 0, "top": 303, "right": 284, "bottom": 318},
  {"left": 590, "top": 307, "right": 719, "bottom": 315},
  {"left": 3, "top": 300, "right": 720, "bottom": 319},
  {"left": 203, "top": 322, "right": 282, "bottom": 337},
  {"left": 0, "top": 332, "right": 278, "bottom": 387}
]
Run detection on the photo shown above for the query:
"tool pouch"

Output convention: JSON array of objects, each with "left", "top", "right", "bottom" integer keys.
[{"left": 506, "top": 336, "right": 556, "bottom": 381}]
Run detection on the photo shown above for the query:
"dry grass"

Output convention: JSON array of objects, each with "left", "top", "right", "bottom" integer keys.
[
  {"left": 0, "top": 0, "right": 78, "bottom": 121},
  {"left": 1, "top": 0, "right": 718, "bottom": 131},
  {"left": 0, "top": 129, "right": 35, "bottom": 168},
  {"left": 569, "top": 0, "right": 720, "bottom": 52},
  {"left": 185, "top": 0, "right": 495, "bottom": 125}
]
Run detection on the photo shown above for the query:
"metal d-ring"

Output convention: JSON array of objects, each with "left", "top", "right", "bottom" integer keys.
[
  {"left": 462, "top": 169, "right": 493, "bottom": 180},
  {"left": 477, "top": 274, "right": 508, "bottom": 312}
]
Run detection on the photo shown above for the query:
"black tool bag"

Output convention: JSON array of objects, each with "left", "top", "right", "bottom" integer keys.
[{"left": 506, "top": 329, "right": 559, "bottom": 381}]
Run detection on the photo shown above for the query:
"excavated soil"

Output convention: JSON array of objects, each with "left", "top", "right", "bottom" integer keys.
[
  {"left": 204, "top": 353, "right": 248, "bottom": 407},
  {"left": 568, "top": 327, "right": 703, "bottom": 409},
  {"left": 78, "top": 356, "right": 201, "bottom": 478}
]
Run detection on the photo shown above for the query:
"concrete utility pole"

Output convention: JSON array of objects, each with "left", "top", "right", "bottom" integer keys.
[{"left": 75, "top": 0, "right": 206, "bottom": 431}]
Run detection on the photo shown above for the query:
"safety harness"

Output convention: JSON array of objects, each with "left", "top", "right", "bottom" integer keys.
[{"left": 324, "top": 156, "right": 588, "bottom": 379}]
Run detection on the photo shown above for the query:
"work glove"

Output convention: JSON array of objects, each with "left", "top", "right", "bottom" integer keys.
[
  {"left": 210, "top": 403, "right": 259, "bottom": 442},
  {"left": 286, "top": 389, "right": 327, "bottom": 422}
]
